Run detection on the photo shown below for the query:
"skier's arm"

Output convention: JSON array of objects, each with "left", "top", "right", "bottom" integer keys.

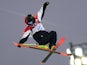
[
  {"left": 34, "top": 1, "right": 49, "bottom": 22},
  {"left": 19, "top": 26, "right": 31, "bottom": 43}
]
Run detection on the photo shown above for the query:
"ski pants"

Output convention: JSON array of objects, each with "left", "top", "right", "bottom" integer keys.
[{"left": 33, "top": 31, "right": 57, "bottom": 49}]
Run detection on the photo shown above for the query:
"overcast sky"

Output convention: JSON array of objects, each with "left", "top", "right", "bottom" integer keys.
[{"left": 0, "top": 0, "right": 87, "bottom": 65}]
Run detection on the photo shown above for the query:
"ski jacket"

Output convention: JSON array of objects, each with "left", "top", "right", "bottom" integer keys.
[{"left": 21, "top": 2, "right": 48, "bottom": 39}]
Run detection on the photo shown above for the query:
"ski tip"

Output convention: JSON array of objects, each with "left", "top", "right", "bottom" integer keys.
[
  {"left": 60, "top": 37, "right": 66, "bottom": 43},
  {"left": 13, "top": 42, "right": 19, "bottom": 46},
  {"left": 56, "top": 37, "right": 66, "bottom": 48},
  {"left": 60, "top": 52, "right": 72, "bottom": 56}
]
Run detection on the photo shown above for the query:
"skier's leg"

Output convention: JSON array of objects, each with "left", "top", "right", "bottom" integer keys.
[
  {"left": 49, "top": 31, "right": 57, "bottom": 49},
  {"left": 33, "top": 31, "right": 49, "bottom": 45}
]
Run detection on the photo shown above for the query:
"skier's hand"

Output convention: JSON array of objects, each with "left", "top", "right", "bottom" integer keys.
[{"left": 44, "top": 1, "right": 49, "bottom": 6}]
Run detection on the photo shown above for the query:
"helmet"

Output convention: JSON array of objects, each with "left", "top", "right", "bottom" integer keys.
[{"left": 25, "top": 14, "right": 35, "bottom": 25}]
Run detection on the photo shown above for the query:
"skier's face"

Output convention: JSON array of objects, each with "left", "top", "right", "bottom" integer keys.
[
  {"left": 26, "top": 15, "right": 35, "bottom": 27},
  {"left": 28, "top": 21, "right": 35, "bottom": 27},
  {"left": 28, "top": 21, "right": 34, "bottom": 25}
]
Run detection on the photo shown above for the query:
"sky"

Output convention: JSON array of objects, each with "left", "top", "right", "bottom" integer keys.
[{"left": 0, "top": 0, "right": 87, "bottom": 65}]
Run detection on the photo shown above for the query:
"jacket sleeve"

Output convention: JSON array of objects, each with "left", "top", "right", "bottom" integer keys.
[
  {"left": 34, "top": 1, "right": 49, "bottom": 22},
  {"left": 19, "top": 26, "right": 31, "bottom": 43}
]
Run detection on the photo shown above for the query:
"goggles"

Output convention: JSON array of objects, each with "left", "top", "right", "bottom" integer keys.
[{"left": 28, "top": 21, "right": 34, "bottom": 26}]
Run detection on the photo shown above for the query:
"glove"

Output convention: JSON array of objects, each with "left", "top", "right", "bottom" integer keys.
[{"left": 44, "top": 1, "right": 49, "bottom": 6}]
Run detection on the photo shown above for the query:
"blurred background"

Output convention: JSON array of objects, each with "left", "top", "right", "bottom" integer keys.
[
  {"left": 0, "top": 0, "right": 87, "bottom": 65},
  {"left": 67, "top": 42, "right": 87, "bottom": 65}
]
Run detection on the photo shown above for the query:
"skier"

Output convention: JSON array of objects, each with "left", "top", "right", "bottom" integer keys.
[{"left": 18, "top": 1, "right": 57, "bottom": 49}]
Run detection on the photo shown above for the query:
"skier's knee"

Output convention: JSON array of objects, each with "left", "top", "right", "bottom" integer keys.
[
  {"left": 49, "top": 31, "right": 57, "bottom": 38},
  {"left": 49, "top": 31, "right": 56, "bottom": 35}
]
